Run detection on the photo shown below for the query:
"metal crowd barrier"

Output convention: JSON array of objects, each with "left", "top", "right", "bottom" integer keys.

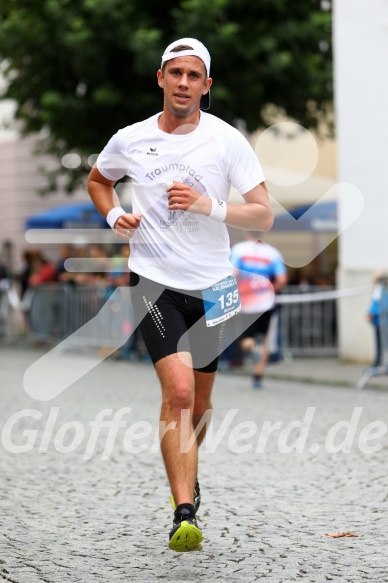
[
  {"left": 24, "top": 283, "right": 135, "bottom": 349},
  {"left": 22, "top": 283, "right": 338, "bottom": 355},
  {"left": 278, "top": 286, "right": 337, "bottom": 356}
]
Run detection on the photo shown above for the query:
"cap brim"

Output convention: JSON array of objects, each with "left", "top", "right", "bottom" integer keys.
[{"left": 200, "top": 90, "right": 211, "bottom": 111}]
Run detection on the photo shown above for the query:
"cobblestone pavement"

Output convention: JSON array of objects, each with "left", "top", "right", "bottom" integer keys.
[{"left": 0, "top": 347, "right": 387, "bottom": 582}]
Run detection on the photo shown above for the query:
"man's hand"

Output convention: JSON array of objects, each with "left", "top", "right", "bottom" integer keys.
[
  {"left": 167, "top": 181, "right": 211, "bottom": 216},
  {"left": 114, "top": 213, "right": 142, "bottom": 240}
]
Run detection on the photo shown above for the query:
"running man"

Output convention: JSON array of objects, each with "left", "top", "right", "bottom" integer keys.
[
  {"left": 231, "top": 232, "right": 287, "bottom": 389},
  {"left": 88, "top": 38, "right": 273, "bottom": 551}
]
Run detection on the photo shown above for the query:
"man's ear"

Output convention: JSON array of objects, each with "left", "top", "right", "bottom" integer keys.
[
  {"left": 203, "top": 76, "right": 213, "bottom": 95},
  {"left": 157, "top": 69, "right": 164, "bottom": 88}
]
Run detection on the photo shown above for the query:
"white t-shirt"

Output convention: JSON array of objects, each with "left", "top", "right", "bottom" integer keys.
[{"left": 97, "top": 111, "right": 265, "bottom": 289}]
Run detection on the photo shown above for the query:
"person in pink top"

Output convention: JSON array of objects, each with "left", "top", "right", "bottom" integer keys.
[{"left": 231, "top": 231, "right": 287, "bottom": 388}]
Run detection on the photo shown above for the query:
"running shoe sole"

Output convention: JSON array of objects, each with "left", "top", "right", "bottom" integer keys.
[{"left": 169, "top": 520, "right": 204, "bottom": 552}]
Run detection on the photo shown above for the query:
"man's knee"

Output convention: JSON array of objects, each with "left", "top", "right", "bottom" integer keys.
[{"left": 163, "top": 382, "right": 194, "bottom": 411}]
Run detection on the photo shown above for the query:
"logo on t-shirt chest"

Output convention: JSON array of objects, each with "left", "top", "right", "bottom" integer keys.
[{"left": 147, "top": 147, "right": 158, "bottom": 156}]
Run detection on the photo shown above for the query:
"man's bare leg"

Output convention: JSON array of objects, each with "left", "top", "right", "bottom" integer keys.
[
  {"left": 155, "top": 355, "right": 217, "bottom": 507},
  {"left": 241, "top": 334, "right": 269, "bottom": 380},
  {"left": 192, "top": 369, "right": 216, "bottom": 446},
  {"left": 253, "top": 336, "right": 269, "bottom": 377},
  {"left": 156, "top": 352, "right": 197, "bottom": 507}
]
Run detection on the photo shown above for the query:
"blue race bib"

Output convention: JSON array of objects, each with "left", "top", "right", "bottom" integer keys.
[{"left": 202, "top": 276, "right": 241, "bottom": 327}]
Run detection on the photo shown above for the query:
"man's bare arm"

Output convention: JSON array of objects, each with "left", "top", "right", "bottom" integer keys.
[
  {"left": 87, "top": 167, "right": 142, "bottom": 239},
  {"left": 273, "top": 273, "right": 288, "bottom": 293},
  {"left": 224, "top": 182, "right": 273, "bottom": 231},
  {"left": 167, "top": 181, "right": 273, "bottom": 232}
]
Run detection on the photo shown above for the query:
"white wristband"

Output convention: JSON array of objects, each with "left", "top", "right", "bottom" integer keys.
[
  {"left": 209, "top": 197, "right": 227, "bottom": 222},
  {"left": 106, "top": 207, "right": 126, "bottom": 230}
]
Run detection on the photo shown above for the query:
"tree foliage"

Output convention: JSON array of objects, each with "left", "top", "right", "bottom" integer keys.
[{"left": 0, "top": 0, "right": 332, "bottom": 193}]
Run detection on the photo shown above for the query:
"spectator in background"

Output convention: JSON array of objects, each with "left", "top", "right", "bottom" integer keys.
[
  {"left": 89, "top": 244, "right": 111, "bottom": 284},
  {"left": 23, "top": 251, "right": 56, "bottom": 337},
  {"left": 69, "top": 239, "right": 95, "bottom": 285},
  {"left": 367, "top": 273, "right": 384, "bottom": 368},
  {"left": 28, "top": 251, "right": 56, "bottom": 287},
  {"left": 297, "top": 274, "right": 312, "bottom": 292},
  {"left": 0, "top": 260, "right": 10, "bottom": 337},
  {"left": 109, "top": 244, "right": 139, "bottom": 360},
  {"left": 17, "top": 250, "right": 35, "bottom": 297},
  {"left": 54, "top": 244, "right": 74, "bottom": 282},
  {"left": 231, "top": 231, "right": 287, "bottom": 389},
  {"left": 0, "top": 260, "right": 8, "bottom": 282},
  {"left": 56, "top": 241, "right": 96, "bottom": 286},
  {"left": 111, "top": 244, "right": 131, "bottom": 275}
]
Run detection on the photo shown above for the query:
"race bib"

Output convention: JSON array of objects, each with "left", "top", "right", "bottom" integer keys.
[{"left": 202, "top": 276, "right": 241, "bottom": 327}]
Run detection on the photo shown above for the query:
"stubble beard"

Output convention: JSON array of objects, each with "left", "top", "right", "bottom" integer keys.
[{"left": 166, "top": 99, "right": 199, "bottom": 119}]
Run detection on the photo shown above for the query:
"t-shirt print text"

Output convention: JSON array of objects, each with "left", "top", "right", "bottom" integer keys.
[{"left": 147, "top": 147, "right": 159, "bottom": 156}]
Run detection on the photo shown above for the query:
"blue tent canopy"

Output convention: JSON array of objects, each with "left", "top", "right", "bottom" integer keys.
[
  {"left": 272, "top": 201, "right": 337, "bottom": 232},
  {"left": 25, "top": 201, "right": 131, "bottom": 229}
]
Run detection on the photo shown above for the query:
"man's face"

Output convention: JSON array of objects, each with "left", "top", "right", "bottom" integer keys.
[{"left": 157, "top": 56, "right": 212, "bottom": 118}]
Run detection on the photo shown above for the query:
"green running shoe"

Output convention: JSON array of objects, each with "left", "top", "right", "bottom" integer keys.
[{"left": 169, "top": 507, "right": 203, "bottom": 552}]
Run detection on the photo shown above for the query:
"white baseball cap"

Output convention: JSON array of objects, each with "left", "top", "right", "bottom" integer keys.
[{"left": 161, "top": 38, "right": 211, "bottom": 110}]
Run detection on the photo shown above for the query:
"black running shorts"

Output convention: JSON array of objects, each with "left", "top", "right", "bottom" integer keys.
[
  {"left": 239, "top": 308, "right": 274, "bottom": 340},
  {"left": 129, "top": 272, "right": 225, "bottom": 373}
]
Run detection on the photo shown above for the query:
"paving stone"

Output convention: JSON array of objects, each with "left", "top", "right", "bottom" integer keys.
[{"left": 0, "top": 348, "right": 387, "bottom": 582}]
